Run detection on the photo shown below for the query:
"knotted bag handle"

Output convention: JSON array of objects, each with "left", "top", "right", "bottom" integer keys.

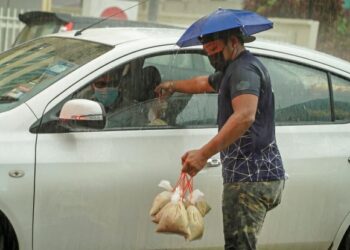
[{"left": 173, "top": 172, "right": 193, "bottom": 200}]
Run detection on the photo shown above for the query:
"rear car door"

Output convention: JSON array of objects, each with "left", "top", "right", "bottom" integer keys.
[
  {"left": 33, "top": 46, "right": 225, "bottom": 250},
  {"left": 253, "top": 53, "right": 350, "bottom": 250}
]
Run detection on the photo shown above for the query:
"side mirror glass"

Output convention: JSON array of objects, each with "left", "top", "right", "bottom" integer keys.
[{"left": 59, "top": 99, "right": 106, "bottom": 131}]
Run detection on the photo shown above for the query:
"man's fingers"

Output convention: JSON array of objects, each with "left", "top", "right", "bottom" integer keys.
[
  {"left": 154, "top": 84, "right": 165, "bottom": 95},
  {"left": 181, "top": 157, "right": 189, "bottom": 170},
  {"left": 188, "top": 168, "right": 198, "bottom": 177},
  {"left": 181, "top": 165, "right": 189, "bottom": 174},
  {"left": 182, "top": 163, "right": 198, "bottom": 177}
]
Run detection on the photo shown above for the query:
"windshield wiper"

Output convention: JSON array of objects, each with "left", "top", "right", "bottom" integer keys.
[{"left": 0, "top": 96, "right": 18, "bottom": 103}]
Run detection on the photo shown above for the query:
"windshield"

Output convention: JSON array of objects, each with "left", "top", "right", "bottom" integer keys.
[{"left": 0, "top": 37, "right": 112, "bottom": 113}]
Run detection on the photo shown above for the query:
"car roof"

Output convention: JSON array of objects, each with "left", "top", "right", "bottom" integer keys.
[
  {"left": 51, "top": 27, "right": 184, "bottom": 46},
  {"left": 247, "top": 39, "right": 350, "bottom": 73},
  {"left": 50, "top": 27, "right": 350, "bottom": 74}
]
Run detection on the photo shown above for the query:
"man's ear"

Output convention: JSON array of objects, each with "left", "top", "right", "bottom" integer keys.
[{"left": 231, "top": 36, "right": 239, "bottom": 47}]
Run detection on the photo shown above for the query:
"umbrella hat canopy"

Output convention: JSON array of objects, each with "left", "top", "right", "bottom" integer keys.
[{"left": 176, "top": 8, "right": 273, "bottom": 47}]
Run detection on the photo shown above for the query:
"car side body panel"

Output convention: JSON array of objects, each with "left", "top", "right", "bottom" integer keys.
[
  {"left": 260, "top": 124, "right": 350, "bottom": 249},
  {"left": 332, "top": 211, "right": 350, "bottom": 250},
  {"left": 0, "top": 104, "right": 37, "bottom": 250}
]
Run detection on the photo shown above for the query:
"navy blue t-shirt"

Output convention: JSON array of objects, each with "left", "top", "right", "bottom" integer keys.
[{"left": 208, "top": 50, "right": 285, "bottom": 183}]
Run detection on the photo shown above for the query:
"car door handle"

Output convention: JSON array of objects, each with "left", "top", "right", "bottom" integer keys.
[
  {"left": 9, "top": 170, "right": 25, "bottom": 178},
  {"left": 206, "top": 158, "right": 221, "bottom": 168}
]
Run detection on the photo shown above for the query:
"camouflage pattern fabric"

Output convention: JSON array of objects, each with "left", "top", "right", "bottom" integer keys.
[{"left": 222, "top": 180, "right": 284, "bottom": 250}]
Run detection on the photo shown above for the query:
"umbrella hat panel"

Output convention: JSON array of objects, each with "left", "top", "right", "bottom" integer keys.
[{"left": 176, "top": 8, "right": 273, "bottom": 47}]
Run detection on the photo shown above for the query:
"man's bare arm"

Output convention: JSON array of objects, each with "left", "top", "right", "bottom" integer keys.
[
  {"left": 182, "top": 94, "right": 259, "bottom": 176},
  {"left": 155, "top": 75, "right": 214, "bottom": 96}
]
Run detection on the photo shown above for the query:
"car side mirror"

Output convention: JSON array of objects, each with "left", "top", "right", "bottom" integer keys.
[{"left": 59, "top": 99, "right": 106, "bottom": 131}]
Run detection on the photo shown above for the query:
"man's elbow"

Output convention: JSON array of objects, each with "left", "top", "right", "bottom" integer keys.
[
  {"left": 245, "top": 115, "right": 255, "bottom": 127},
  {"left": 238, "top": 113, "right": 255, "bottom": 128}
]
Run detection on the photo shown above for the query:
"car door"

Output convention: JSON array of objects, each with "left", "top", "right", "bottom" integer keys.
[
  {"left": 253, "top": 55, "right": 350, "bottom": 250},
  {"left": 33, "top": 46, "right": 225, "bottom": 250}
]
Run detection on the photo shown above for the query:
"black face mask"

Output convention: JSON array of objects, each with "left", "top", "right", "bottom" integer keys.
[{"left": 208, "top": 52, "right": 228, "bottom": 72}]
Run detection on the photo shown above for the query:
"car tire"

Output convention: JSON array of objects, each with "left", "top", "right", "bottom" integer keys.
[
  {"left": 339, "top": 227, "right": 350, "bottom": 250},
  {"left": 0, "top": 212, "right": 18, "bottom": 250}
]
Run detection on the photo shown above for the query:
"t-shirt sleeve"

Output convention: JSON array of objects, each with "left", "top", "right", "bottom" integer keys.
[
  {"left": 228, "top": 65, "right": 261, "bottom": 99},
  {"left": 208, "top": 71, "right": 224, "bottom": 92}
]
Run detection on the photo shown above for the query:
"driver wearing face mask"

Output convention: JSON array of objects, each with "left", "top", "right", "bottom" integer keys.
[{"left": 92, "top": 76, "right": 120, "bottom": 113}]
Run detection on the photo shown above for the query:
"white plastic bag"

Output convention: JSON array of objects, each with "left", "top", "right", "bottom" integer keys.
[
  {"left": 188, "top": 189, "right": 211, "bottom": 217},
  {"left": 156, "top": 188, "right": 191, "bottom": 238},
  {"left": 187, "top": 205, "right": 204, "bottom": 241},
  {"left": 149, "top": 180, "right": 173, "bottom": 216},
  {"left": 185, "top": 189, "right": 206, "bottom": 241}
]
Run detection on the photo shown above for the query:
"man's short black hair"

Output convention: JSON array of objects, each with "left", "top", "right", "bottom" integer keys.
[{"left": 199, "top": 28, "right": 247, "bottom": 45}]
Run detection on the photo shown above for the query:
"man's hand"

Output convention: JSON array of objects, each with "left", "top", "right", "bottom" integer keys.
[
  {"left": 181, "top": 149, "right": 208, "bottom": 177},
  {"left": 154, "top": 81, "right": 175, "bottom": 98}
]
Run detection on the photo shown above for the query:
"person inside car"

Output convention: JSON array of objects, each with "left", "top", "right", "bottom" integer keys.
[
  {"left": 91, "top": 75, "right": 121, "bottom": 113},
  {"left": 89, "top": 62, "right": 167, "bottom": 127}
]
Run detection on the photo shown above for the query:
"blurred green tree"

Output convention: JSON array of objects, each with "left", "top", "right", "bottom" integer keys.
[{"left": 244, "top": 0, "right": 350, "bottom": 62}]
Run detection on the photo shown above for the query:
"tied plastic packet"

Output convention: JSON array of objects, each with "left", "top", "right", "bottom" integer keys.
[
  {"left": 156, "top": 187, "right": 191, "bottom": 238},
  {"left": 149, "top": 180, "right": 173, "bottom": 217},
  {"left": 186, "top": 189, "right": 206, "bottom": 241},
  {"left": 191, "top": 189, "right": 211, "bottom": 217}
]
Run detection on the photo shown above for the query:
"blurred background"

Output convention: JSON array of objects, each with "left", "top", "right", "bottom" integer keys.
[{"left": 0, "top": 0, "right": 349, "bottom": 61}]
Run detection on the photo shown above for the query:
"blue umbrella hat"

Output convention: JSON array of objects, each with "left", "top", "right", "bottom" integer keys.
[{"left": 176, "top": 8, "right": 273, "bottom": 48}]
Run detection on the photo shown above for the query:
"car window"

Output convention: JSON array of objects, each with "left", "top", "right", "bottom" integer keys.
[
  {"left": 144, "top": 52, "right": 213, "bottom": 81},
  {"left": 331, "top": 74, "right": 350, "bottom": 122},
  {"left": 48, "top": 51, "right": 216, "bottom": 132},
  {"left": 175, "top": 93, "right": 217, "bottom": 127},
  {"left": 0, "top": 37, "right": 112, "bottom": 113},
  {"left": 107, "top": 52, "right": 216, "bottom": 130},
  {"left": 258, "top": 56, "right": 331, "bottom": 124}
]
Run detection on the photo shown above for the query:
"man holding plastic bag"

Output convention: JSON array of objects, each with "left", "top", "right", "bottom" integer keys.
[{"left": 155, "top": 8, "right": 286, "bottom": 250}]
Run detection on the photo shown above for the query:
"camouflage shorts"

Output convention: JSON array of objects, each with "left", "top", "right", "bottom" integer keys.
[{"left": 222, "top": 180, "right": 285, "bottom": 250}]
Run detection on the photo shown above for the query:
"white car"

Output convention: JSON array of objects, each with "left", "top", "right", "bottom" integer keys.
[{"left": 0, "top": 27, "right": 350, "bottom": 250}]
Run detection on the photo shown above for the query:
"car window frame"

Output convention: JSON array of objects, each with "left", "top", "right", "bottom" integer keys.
[
  {"left": 329, "top": 72, "right": 350, "bottom": 123},
  {"left": 255, "top": 55, "right": 333, "bottom": 126},
  {"left": 95, "top": 48, "right": 218, "bottom": 131},
  {"left": 32, "top": 45, "right": 218, "bottom": 134},
  {"left": 251, "top": 49, "right": 350, "bottom": 126},
  {"left": 33, "top": 44, "right": 350, "bottom": 134}
]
